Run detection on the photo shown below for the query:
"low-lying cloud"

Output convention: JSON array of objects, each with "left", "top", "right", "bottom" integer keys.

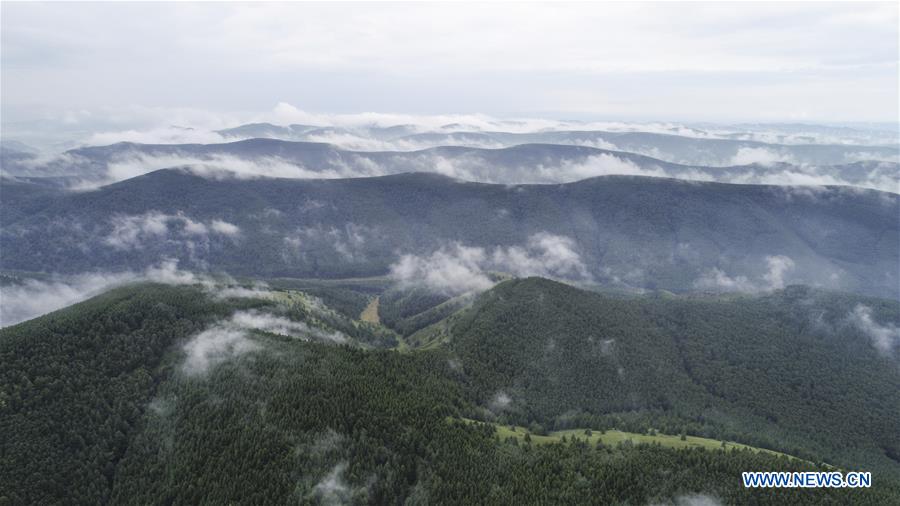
[
  {"left": 230, "top": 310, "right": 348, "bottom": 343},
  {"left": 181, "top": 326, "right": 261, "bottom": 375},
  {"left": 0, "top": 259, "right": 198, "bottom": 327},
  {"left": 105, "top": 211, "right": 240, "bottom": 250},
  {"left": 310, "top": 463, "right": 353, "bottom": 506},
  {"left": 103, "top": 153, "right": 345, "bottom": 183},
  {"left": 389, "top": 233, "right": 590, "bottom": 295},
  {"left": 694, "top": 255, "right": 796, "bottom": 293},
  {"left": 847, "top": 304, "right": 900, "bottom": 357}
]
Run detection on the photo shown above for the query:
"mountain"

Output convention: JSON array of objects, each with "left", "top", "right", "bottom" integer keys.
[
  {"left": 206, "top": 121, "right": 900, "bottom": 165},
  {"left": 3, "top": 139, "right": 896, "bottom": 192},
  {"left": 2, "top": 280, "right": 899, "bottom": 504},
  {"left": 3, "top": 170, "right": 898, "bottom": 298},
  {"left": 404, "top": 130, "right": 900, "bottom": 166},
  {"left": 442, "top": 278, "right": 900, "bottom": 473}
]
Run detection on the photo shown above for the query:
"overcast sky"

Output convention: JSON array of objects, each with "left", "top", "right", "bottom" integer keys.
[{"left": 2, "top": 1, "right": 898, "bottom": 137}]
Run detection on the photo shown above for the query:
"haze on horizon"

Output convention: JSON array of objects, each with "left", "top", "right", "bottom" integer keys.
[{"left": 2, "top": 1, "right": 898, "bottom": 146}]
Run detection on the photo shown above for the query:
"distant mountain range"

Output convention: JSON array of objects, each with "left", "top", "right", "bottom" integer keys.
[
  {"left": 2, "top": 138, "right": 897, "bottom": 192},
  {"left": 4, "top": 169, "right": 897, "bottom": 298},
  {"left": 211, "top": 121, "right": 900, "bottom": 165}
]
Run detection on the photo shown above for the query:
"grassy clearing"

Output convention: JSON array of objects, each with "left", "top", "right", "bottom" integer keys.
[
  {"left": 360, "top": 296, "right": 380, "bottom": 324},
  {"left": 460, "top": 418, "right": 800, "bottom": 461}
]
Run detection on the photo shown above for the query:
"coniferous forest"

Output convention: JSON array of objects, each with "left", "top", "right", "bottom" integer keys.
[{"left": 2, "top": 280, "right": 899, "bottom": 505}]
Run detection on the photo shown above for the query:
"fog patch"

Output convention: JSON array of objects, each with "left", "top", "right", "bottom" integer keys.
[
  {"left": 489, "top": 391, "right": 513, "bottom": 412},
  {"left": 105, "top": 211, "right": 240, "bottom": 250},
  {"left": 694, "top": 255, "right": 795, "bottom": 293},
  {"left": 390, "top": 244, "right": 494, "bottom": 295},
  {"left": 0, "top": 259, "right": 198, "bottom": 327},
  {"left": 551, "top": 154, "right": 669, "bottom": 181},
  {"left": 88, "top": 126, "right": 230, "bottom": 146},
  {"left": 310, "top": 463, "right": 353, "bottom": 506},
  {"left": 213, "top": 285, "right": 277, "bottom": 300},
  {"left": 229, "top": 310, "right": 348, "bottom": 343},
  {"left": 0, "top": 271, "right": 135, "bottom": 327},
  {"left": 181, "top": 326, "right": 261, "bottom": 376},
  {"left": 280, "top": 224, "right": 372, "bottom": 263},
  {"left": 93, "top": 153, "right": 346, "bottom": 186},
  {"left": 847, "top": 305, "right": 900, "bottom": 357},
  {"left": 389, "top": 233, "right": 590, "bottom": 296}
]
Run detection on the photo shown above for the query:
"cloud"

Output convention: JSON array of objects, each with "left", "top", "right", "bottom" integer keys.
[
  {"left": 390, "top": 244, "right": 494, "bottom": 295},
  {"left": 102, "top": 153, "right": 344, "bottom": 183},
  {"left": 311, "top": 463, "right": 353, "bottom": 506},
  {"left": 105, "top": 211, "right": 240, "bottom": 250},
  {"left": 281, "top": 224, "right": 374, "bottom": 263},
  {"left": 213, "top": 285, "right": 277, "bottom": 300},
  {"left": 694, "top": 255, "right": 796, "bottom": 293},
  {"left": 229, "top": 310, "right": 347, "bottom": 343},
  {"left": 0, "top": 272, "right": 135, "bottom": 327},
  {"left": 0, "top": 259, "right": 198, "bottom": 327},
  {"left": 87, "top": 125, "right": 231, "bottom": 146},
  {"left": 389, "top": 233, "right": 590, "bottom": 295},
  {"left": 488, "top": 391, "right": 513, "bottom": 412},
  {"left": 761, "top": 255, "right": 795, "bottom": 290},
  {"left": 180, "top": 305, "right": 351, "bottom": 376},
  {"left": 847, "top": 304, "right": 900, "bottom": 357},
  {"left": 181, "top": 326, "right": 260, "bottom": 375},
  {"left": 729, "top": 147, "right": 795, "bottom": 166},
  {"left": 210, "top": 219, "right": 241, "bottom": 236}
]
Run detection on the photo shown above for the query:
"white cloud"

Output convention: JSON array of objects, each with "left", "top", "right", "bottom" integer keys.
[
  {"left": 390, "top": 244, "right": 494, "bottom": 296},
  {"left": 488, "top": 391, "right": 512, "bottom": 412},
  {"left": 0, "top": 272, "right": 135, "bottom": 327},
  {"left": 0, "top": 259, "right": 199, "bottom": 327},
  {"left": 103, "top": 153, "right": 343, "bottom": 183},
  {"left": 181, "top": 326, "right": 260, "bottom": 376},
  {"left": 3, "top": 1, "right": 897, "bottom": 146},
  {"left": 282, "top": 224, "right": 373, "bottom": 263},
  {"left": 761, "top": 255, "right": 795, "bottom": 290},
  {"left": 229, "top": 310, "right": 347, "bottom": 343},
  {"left": 210, "top": 219, "right": 241, "bottom": 236},
  {"left": 847, "top": 304, "right": 900, "bottom": 357},
  {"left": 87, "top": 125, "right": 230, "bottom": 146},
  {"left": 389, "top": 233, "right": 590, "bottom": 295},
  {"left": 105, "top": 212, "right": 240, "bottom": 250},
  {"left": 729, "top": 147, "right": 795, "bottom": 166},
  {"left": 694, "top": 255, "right": 796, "bottom": 293},
  {"left": 311, "top": 463, "right": 352, "bottom": 506}
]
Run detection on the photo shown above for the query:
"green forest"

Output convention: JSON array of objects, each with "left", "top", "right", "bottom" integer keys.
[{"left": 2, "top": 279, "right": 899, "bottom": 505}]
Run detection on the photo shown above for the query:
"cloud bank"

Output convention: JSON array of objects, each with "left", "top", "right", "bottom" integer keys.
[
  {"left": 0, "top": 260, "right": 198, "bottom": 327},
  {"left": 389, "top": 233, "right": 590, "bottom": 295},
  {"left": 694, "top": 255, "right": 796, "bottom": 293},
  {"left": 105, "top": 211, "right": 240, "bottom": 250},
  {"left": 847, "top": 304, "right": 900, "bottom": 357}
]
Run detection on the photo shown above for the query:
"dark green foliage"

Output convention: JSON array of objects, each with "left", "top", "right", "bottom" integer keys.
[
  {"left": 4, "top": 170, "right": 898, "bottom": 298},
  {"left": 3, "top": 282, "right": 899, "bottom": 505},
  {"left": 448, "top": 278, "right": 900, "bottom": 475},
  {"left": 0, "top": 284, "right": 266, "bottom": 505}
]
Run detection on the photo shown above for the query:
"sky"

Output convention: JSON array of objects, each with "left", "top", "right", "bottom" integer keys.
[{"left": 1, "top": 1, "right": 898, "bottom": 140}]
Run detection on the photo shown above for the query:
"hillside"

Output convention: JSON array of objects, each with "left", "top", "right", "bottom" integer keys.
[
  {"left": 3, "top": 170, "right": 898, "bottom": 298},
  {"left": 3, "top": 139, "right": 897, "bottom": 192},
  {"left": 2, "top": 280, "right": 899, "bottom": 504},
  {"left": 442, "top": 279, "right": 900, "bottom": 474}
]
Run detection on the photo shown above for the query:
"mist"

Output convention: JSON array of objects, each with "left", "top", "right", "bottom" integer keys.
[
  {"left": 0, "top": 260, "right": 197, "bottom": 327},
  {"left": 389, "top": 233, "right": 590, "bottom": 296}
]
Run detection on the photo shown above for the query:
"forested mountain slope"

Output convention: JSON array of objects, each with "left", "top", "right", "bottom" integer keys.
[
  {"left": 2, "top": 280, "right": 899, "bottom": 504},
  {"left": 442, "top": 279, "right": 900, "bottom": 474},
  {"left": 3, "top": 170, "right": 898, "bottom": 298}
]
